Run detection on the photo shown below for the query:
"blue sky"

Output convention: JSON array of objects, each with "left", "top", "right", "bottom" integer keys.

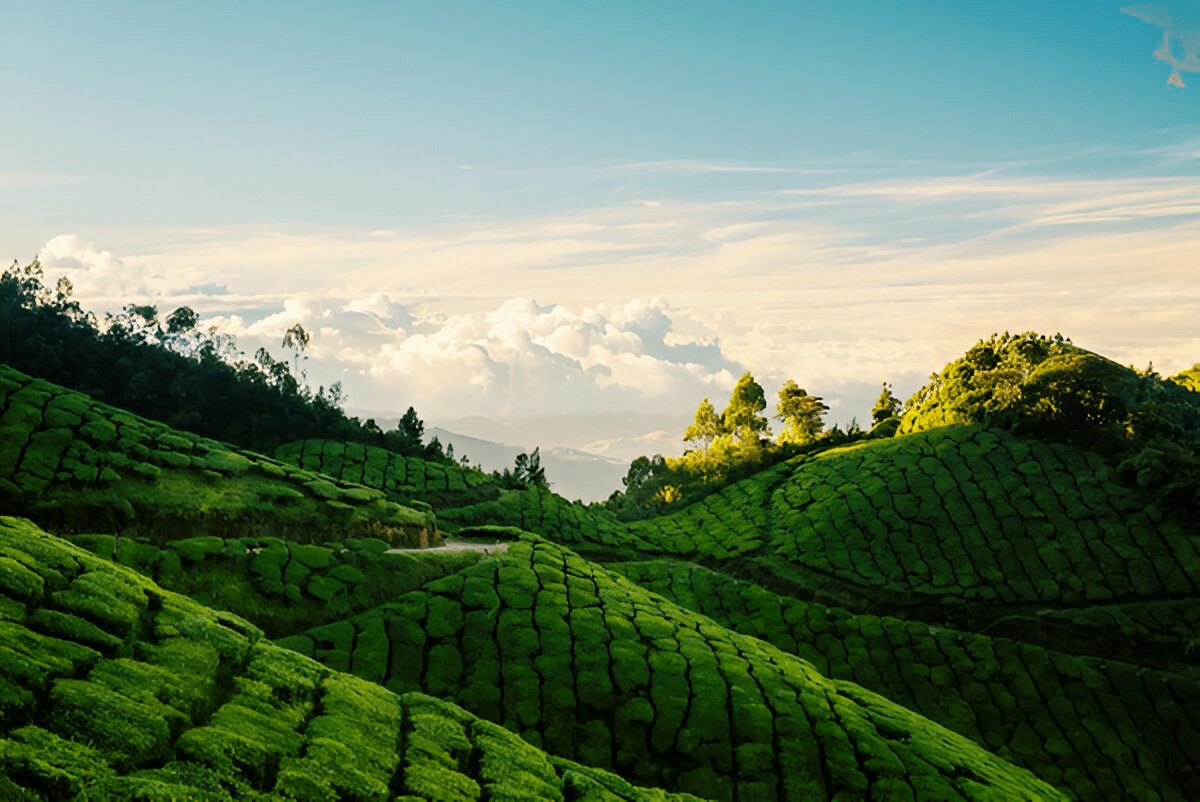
[
  {"left": 2, "top": 2, "right": 1199, "bottom": 465},
  {"left": 3, "top": 1, "right": 1195, "bottom": 232}
]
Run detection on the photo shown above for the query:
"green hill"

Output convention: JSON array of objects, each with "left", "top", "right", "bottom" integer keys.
[
  {"left": 278, "top": 533, "right": 1066, "bottom": 801},
  {"left": 609, "top": 559, "right": 1199, "bottom": 801},
  {"left": 588, "top": 426, "right": 1198, "bottom": 663},
  {"left": 0, "top": 516, "right": 705, "bottom": 801},
  {"left": 0, "top": 365, "right": 436, "bottom": 545},
  {"left": 2, "top": 333, "right": 1198, "bottom": 801},
  {"left": 65, "top": 532, "right": 485, "bottom": 638}
]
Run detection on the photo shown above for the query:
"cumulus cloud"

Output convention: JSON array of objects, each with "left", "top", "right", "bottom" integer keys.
[
  {"left": 35, "top": 234, "right": 217, "bottom": 308},
  {"left": 1123, "top": 4, "right": 1200, "bottom": 87},
  {"left": 26, "top": 147, "right": 1200, "bottom": 428},
  {"left": 206, "top": 295, "right": 743, "bottom": 420}
]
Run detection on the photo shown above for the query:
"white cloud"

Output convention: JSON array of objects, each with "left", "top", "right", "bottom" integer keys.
[
  {"left": 36, "top": 234, "right": 213, "bottom": 304},
  {"left": 205, "top": 294, "right": 742, "bottom": 420},
  {"left": 27, "top": 150, "right": 1200, "bottom": 428}
]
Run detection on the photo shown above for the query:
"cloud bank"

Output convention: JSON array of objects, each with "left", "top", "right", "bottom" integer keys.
[{"left": 30, "top": 149, "right": 1200, "bottom": 431}]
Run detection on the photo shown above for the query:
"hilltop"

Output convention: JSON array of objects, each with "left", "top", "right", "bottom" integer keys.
[{"left": 0, "top": 328, "right": 1196, "bottom": 800}]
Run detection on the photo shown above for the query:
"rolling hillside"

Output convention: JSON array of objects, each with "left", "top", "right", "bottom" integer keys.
[
  {"left": 608, "top": 559, "right": 1199, "bottom": 800},
  {"left": 0, "top": 365, "right": 436, "bottom": 546},
  {"left": 0, "top": 332, "right": 1197, "bottom": 801},
  {"left": 277, "top": 535, "right": 1065, "bottom": 801},
  {"left": 0, "top": 517, "right": 700, "bottom": 800}
]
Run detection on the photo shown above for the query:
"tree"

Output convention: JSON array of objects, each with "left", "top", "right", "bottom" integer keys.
[
  {"left": 872, "top": 382, "right": 902, "bottom": 424},
  {"left": 393, "top": 407, "right": 425, "bottom": 455},
  {"left": 511, "top": 448, "right": 547, "bottom": 487},
  {"left": 683, "top": 398, "right": 723, "bottom": 452},
  {"left": 281, "top": 324, "right": 311, "bottom": 381},
  {"left": 776, "top": 380, "right": 829, "bottom": 445},
  {"left": 166, "top": 306, "right": 200, "bottom": 335},
  {"left": 722, "top": 373, "right": 769, "bottom": 441},
  {"left": 525, "top": 447, "right": 547, "bottom": 486}
]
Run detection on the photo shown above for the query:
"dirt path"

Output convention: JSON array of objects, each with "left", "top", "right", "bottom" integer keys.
[{"left": 387, "top": 540, "right": 511, "bottom": 555}]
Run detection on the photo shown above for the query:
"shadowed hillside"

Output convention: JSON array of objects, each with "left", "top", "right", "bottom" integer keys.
[{"left": 608, "top": 559, "right": 1199, "bottom": 801}]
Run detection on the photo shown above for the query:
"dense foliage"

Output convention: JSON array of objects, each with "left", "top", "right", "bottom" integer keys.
[
  {"left": 901, "top": 332, "right": 1200, "bottom": 518},
  {"left": 0, "top": 260, "right": 450, "bottom": 457}
]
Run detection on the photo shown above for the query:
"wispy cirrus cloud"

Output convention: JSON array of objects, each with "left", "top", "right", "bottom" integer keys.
[{"left": 1123, "top": 4, "right": 1200, "bottom": 87}]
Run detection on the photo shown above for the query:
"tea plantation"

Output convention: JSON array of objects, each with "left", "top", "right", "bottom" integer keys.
[
  {"left": 276, "top": 438, "right": 503, "bottom": 509},
  {"left": 0, "top": 517, "right": 707, "bottom": 801},
  {"left": 0, "top": 365, "right": 436, "bottom": 546},
  {"left": 1, "top": 339, "right": 1198, "bottom": 800},
  {"left": 65, "top": 532, "right": 485, "bottom": 637},
  {"left": 279, "top": 535, "right": 1066, "bottom": 801},
  {"left": 609, "top": 559, "right": 1199, "bottom": 801}
]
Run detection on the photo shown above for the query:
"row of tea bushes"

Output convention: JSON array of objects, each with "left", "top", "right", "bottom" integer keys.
[
  {"left": 609, "top": 559, "right": 1200, "bottom": 802},
  {"left": 439, "top": 486, "right": 633, "bottom": 550},
  {"left": 0, "top": 365, "right": 436, "bottom": 545},
  {"left": 764, "top": 426, "right": 1197, "bottom": 606},
  {"left": 279, "top": 537, "right": 1066, "bottom": 802},
  {"left": 0, "top": 517, "right": 699, "bottom": 801},
  {"left": 66, "top": 533, "right": 484, "bottom": 638},
  {"left": 276, "top": 438, "right": 502, "bottom": 509}
]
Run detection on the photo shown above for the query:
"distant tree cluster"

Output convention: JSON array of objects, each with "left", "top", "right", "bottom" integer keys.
[
  {"left": 0, "top": 259, "right": 456, "bottom": 461},
  {"left": 606, "top": 371, "right": 899, "bottom": 517}
]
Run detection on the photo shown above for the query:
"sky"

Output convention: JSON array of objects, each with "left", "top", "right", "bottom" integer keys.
[{"left": 2, "top": 1, "right": 1199, "bottom": 467}]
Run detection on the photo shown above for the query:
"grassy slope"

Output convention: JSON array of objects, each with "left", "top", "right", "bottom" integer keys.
[
  {"left": 0, "top": 516, "right": 703, "bottom": 801},
  {"left": 0, "top": 365, "right": 436, "bottom": 546},
  {"left": 280, "top": 533, "right": 1066, "bottom": 802},
  {"left": 608, "top": 559, "right": 1199, "bottom": 801}
]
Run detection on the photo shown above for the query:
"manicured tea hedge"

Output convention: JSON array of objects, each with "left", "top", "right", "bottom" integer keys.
[
  {"left": 762, "top": 426, "right": 1198, "bottom": 606},
  {"left": 0, "top": 365, "right": 436, "bottom": 545},
  {"left": 439, "top": 486, "right": 633, "bottom": 549},
  {"left": 610, "top": 559, "right": 1200, "bottom": 801},
  {"left": 282, "top": 536, "right": 1066, "bottom": 801},
  {"left": 276, "top": 438, "right": 503, "bottom": 509},
  {"left": 618, "top": 426, "right": 1198, "bottom": 611},
  {"left": 67, "top": 533, "right": 484, "bottom": 637},
  {"left": 0, "top": 517, "right": 700, "bottom": 801}
]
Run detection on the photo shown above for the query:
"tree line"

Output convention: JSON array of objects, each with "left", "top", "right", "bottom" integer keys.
[
  {"left": 604, "top": 372, "right": 903, "bottom": 518},
  {"left": 0, "top": 259, "right": 451, "bottom": 461}
]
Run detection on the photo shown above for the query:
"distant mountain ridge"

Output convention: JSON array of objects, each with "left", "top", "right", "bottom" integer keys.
[{"left": 348, "top": 408, "right": 630, "bottom": 501}]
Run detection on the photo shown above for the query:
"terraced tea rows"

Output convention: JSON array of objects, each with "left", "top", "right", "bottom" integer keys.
[
  {"left": 66, "top": 533, "right": 483, "bottom": 636},
  {"left": 609, "top": 559, "right": 1200, "bottom": 801},
  {"left": 439, "top": 486, "right": 631, "bottom": 549},
  {"left": 0, "top": 365, "right": 435, "bottom": 545},
  {"left": 281, "top": 535, "right": 1066, "bottom": 801},
  {"left": 276, "top": 438, "right": 501, "bottom": 508},
  {"left": 0, "top": 517, "right": 703, "bottom": 800},
  {"left": 607, "top": 427, "right": 1199, "bottom": 658}
]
